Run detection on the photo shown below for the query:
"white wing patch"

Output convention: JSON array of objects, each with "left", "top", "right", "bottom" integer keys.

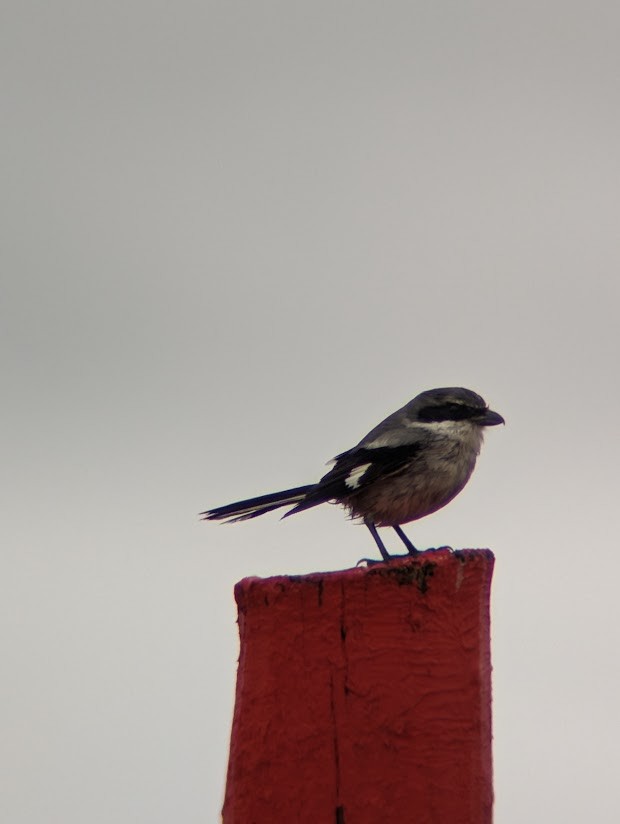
[{"left": 345, "top": 462, "right": 372, "bottom": 490}]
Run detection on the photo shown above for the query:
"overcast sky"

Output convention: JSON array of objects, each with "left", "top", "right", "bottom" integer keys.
[{"left": 2, "top": 2, "right": 619, "bottom": 822}]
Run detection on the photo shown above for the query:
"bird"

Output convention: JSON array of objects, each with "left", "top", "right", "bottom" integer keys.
[{"left": 202, "top": 387, "right": 504, "bottom": 562}]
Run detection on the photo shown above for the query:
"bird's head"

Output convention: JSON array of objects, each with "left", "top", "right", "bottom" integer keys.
[{"left": 409, "top": 387, "right": 505, "bottom": 427}]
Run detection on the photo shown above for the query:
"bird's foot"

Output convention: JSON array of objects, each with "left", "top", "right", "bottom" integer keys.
[
  {"left": 356, "top": 546, "right": 454, "bottom": 566},
  {"left": 356, "top": 552, "right": 416, "bottom": 567}
]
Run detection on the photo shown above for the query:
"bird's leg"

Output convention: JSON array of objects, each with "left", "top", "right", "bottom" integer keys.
[
  {"left": 393, "top": 525, "right": 419, "bottom": 555},
  {"left": 365, "top": 521, "right": 392, "bottom": 562}
]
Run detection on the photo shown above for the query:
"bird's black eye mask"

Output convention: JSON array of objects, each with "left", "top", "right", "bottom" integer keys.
[{"left": 417, "top": 402, "right": 484, "bottom": 423}]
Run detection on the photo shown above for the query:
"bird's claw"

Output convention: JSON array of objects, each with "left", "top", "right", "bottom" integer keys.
[
  {"left": 356, "top": 552, "right": 417, "bottom": 567},
  {"left": 356, "top": 546, "right": 457, "bottom": 566}
]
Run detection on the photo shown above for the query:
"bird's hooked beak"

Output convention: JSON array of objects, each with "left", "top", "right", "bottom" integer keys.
[{"left": 478, "top": 408, "right": 505, "bottom": 426}]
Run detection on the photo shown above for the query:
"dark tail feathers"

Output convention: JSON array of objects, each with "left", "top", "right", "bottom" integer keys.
[{"left": 201, "top": 485, "right": 316, "bottom": 524}]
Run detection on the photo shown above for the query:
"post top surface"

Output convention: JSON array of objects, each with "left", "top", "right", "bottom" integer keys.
[{"left": 235, "top": 547, "right": 494, "bottom": 600}]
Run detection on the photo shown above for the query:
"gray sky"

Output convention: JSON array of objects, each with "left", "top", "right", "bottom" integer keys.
[{"left": 2, "top": 2, "right": 619, "bottom": 822}]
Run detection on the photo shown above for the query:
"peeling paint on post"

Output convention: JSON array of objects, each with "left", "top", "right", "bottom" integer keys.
[{"left": 222, "top": 549, "right": 494, "bottom": 824}]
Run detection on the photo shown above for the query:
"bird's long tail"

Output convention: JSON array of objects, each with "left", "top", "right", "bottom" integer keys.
[{"left": 201, "top": 485, "right": 316, "bottom": 524}]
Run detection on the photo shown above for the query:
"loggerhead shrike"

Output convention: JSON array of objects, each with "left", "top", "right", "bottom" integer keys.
[{"left": 202, "top": 387, "right": 504, "bottom": 562}]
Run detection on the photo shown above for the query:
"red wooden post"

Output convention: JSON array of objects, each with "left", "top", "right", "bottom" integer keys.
[{"left": 222, "top": 549, "right": 494, "bottom": 824}]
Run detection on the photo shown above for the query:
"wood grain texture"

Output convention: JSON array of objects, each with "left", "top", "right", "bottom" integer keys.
[{"left": 223, "top": 550, "right": 494, "bottom": 824}]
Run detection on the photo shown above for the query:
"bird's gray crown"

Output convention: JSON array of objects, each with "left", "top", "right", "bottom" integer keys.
[{"left": 409, "top": 387, "right": 486, "bottom": 412}]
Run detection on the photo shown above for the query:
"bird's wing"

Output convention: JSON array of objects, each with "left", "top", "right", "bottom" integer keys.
[{"left": 283, "top": 442, "right": 423, "bottom": 517}]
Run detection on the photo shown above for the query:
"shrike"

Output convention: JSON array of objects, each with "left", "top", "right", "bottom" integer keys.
[{"left": 202, "top": 387, "right": 504, "bottom": 561}]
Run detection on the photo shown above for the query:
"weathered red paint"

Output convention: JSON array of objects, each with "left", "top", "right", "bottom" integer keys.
[{"left": 223, "top": 549, "right": 494, "bottom": 824}]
